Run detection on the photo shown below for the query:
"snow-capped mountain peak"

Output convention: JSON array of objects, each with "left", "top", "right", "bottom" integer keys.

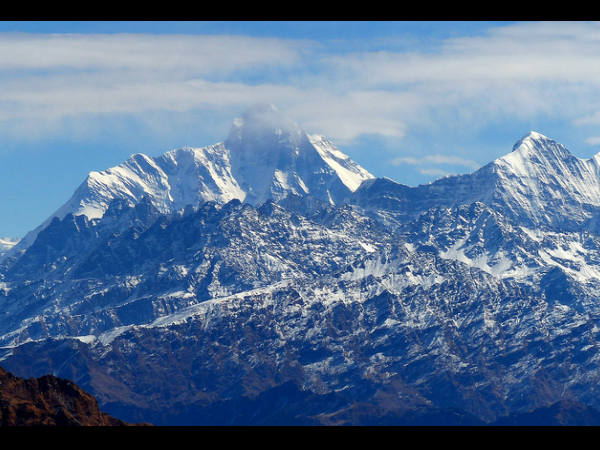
[
  {"left": 353, "top": 130, "right": 600, "bottom": 232},
  {"left": 511, "top": 130, "right": 552, "bottom": 150},
  {"left": 484, "top": 132, "right": 600, "bottom": 229},
  {"left": 508, "top": 130, "right": 572, "bottom": 161},
  {"left": 13, "top": 106, "right": 373, "bottom": 252},
  {"left": 225, "top": 104, "right": 374, "bottom": 204},
  {"left": 494, "top": 132, "right": 600, "bottom": 209}
]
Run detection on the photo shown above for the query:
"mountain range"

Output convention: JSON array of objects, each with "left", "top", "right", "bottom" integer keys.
[{"left": 2, "top": 105, "right": 600, "bottom": 425}]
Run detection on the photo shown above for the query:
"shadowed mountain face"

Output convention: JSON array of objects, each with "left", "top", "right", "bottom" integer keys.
[
  {"left": 5, "top": 108, "right": 600, "bottom": 425},
  {"left": 490, "top": 399, "right": 600, "bottom": 426},
  {"left": 0, "top": 366, "right": 137, "bottom": 426}
]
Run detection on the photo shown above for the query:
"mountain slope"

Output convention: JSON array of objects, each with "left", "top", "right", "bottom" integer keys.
[
  {"left": 4, "top": 239, "right": 600, "bottom": 425},
  {"left": 491, "top": 399, "right": 600, "bottom": 426},
  {"left": 0, "top": 366, "right": 134, "bottom": 426}
]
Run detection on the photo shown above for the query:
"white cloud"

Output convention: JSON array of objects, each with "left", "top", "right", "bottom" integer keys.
[
  {"left": 418, "top": 168, "right": 451, "bottom": 177},
  {"left": 322, "top": 21, "right": 600, "bottom": 133},
  {"left": 0, "top": 33, "right": 303, "bottom": 74},
  {"left": 575, "top": 112, "right": 600, "bottom": 126},
  {"left": 390, "top": 154, "right": 480, "bottom": 170},
  {"left": 2, "top": 23, "right": 600, "bottom": 148},
  {"left": 328, "top": 21, "right": 600, "bottom": 86},
  {"left": 585, "top": 136, "right": 600, "bottom": 146},
  {"left": 0, "top": 33, "right": 308, "bottom": 122},
  {"left": 390, "top": 156, "right": 420, "bottom": 165}
]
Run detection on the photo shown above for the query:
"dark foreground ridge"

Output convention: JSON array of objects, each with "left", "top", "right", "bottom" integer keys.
[{"left": 0, "top": 366, "right": 146, "bottom": 426}]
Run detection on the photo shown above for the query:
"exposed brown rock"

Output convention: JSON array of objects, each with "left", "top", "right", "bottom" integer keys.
[{"left": 0, "top": 366, "right": 142, "bottom": 426}]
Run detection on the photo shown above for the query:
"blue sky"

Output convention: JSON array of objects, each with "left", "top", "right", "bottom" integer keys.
[{"left": 2, "top": 21, "right": 600, "bottom": 238}]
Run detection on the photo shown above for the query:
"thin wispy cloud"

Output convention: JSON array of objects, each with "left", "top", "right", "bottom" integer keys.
[
  {"left": 418, "top": 168, "right": 451, "bottom": 177},
  {"left": 329, "top": 21, "right": 600, "bottom": 85},
  {"left": 0, "top": 33, "right": 303, "bottom": 73},
  {"left": 389, "top": 154, "right": 480, "bottom": 170},
  {"left": 585, "top": 136, "right": 600, "bottom": 146}
]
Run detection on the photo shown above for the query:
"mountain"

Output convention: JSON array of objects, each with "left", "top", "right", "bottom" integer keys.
[
  {"left": 12, "top": 104, "right": 373, "bottom": 253},
  {"left": 353, "top": 131, "right": 600, "bottom": 231},
  {"left": 4, "top": 109, "right": 600, "bottom": 425},
  {"left": 0, "top": 365, "right": 138, "bottom": 426}
]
